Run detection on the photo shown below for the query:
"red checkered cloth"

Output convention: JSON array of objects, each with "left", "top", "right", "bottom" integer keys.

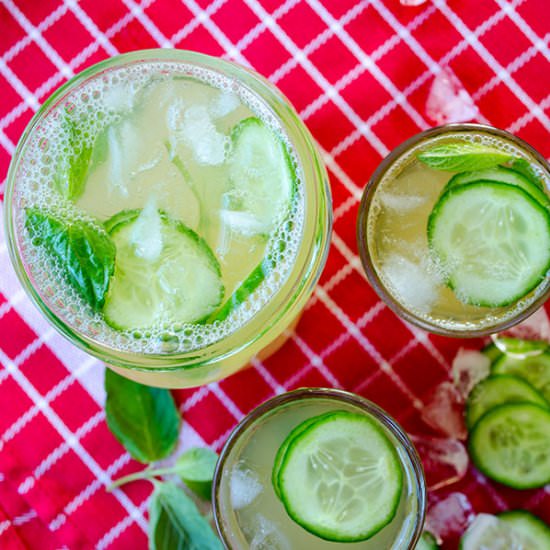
[{"left": 1, "top": 0, "right": 549, "bottom": 548}]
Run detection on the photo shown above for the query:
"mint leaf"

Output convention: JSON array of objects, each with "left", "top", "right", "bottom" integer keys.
[
  {"left": 507, "top": 158, "right": 545, "bottom": 190},
  {"left": 105, "top": 370, "right": 180, "bottom": 464},
  {"left": 54, "top": 115, "right": 94, "bottom": 200},
  {"left": 25, "top": 208, "right": 115, "bottom": 311},
  {"left": 417, "top": 143, "right": 513, "bottom": 172},
  {"left": 149, "top": 482, "right": 222, "bottom": 550},
  {"left": 174, "top": 447, "right": 218, "bottom": 501}
]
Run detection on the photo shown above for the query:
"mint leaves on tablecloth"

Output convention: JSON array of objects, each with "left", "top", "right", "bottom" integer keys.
[
  {"left": 417, "top": 143, "right": 513, "bottom": 171},
  {"left": 25, "top": 208, "right": 115, "bottom": 311},
  {"left": 149, "top": 482, "right": 222, "bottom": 550},
  {"left": 105, "top": 370, "right": 180, "bottom": 463}
]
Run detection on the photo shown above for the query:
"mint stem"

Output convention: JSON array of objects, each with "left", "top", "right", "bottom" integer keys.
[{"left": 108, "top": 465, "right": 179, "bottom": 491}]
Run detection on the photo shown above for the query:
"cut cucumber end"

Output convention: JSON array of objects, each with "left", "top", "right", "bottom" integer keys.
[{"left": 276, "top": 411, "right": 403, "bottom": 542}]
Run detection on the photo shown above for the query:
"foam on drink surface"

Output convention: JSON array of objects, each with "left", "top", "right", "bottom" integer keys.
[
  {"left": 12, "top": 61, "right": 305, "bottom": 354},
  {"left": 367, "top": 131, "right": 550, "bottom": 332}
]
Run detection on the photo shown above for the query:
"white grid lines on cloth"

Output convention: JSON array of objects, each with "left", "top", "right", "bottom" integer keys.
[
  {"left": 0, "top": 348, "right": 149, "bottom": 532},
  {"left": 434, "top": 0, "right": 550, "bottom": 132},
  {"left": 0, "top": 509, "right": 38, "bottom": 538}
]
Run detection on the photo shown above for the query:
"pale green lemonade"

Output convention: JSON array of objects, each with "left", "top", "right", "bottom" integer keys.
[
  {"left": 6, "top": 51, "right": 331, "bottom": 387},
  {"left": 213, "top": 389, "right": 426, "bottom": 549},
  {"left": 358, "top": 125, "right": 550, "bottom": 337}
]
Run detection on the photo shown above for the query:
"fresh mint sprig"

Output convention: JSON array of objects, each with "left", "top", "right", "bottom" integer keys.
[
  {"left": 417, "top": 143, "right": 513, "bottom": 172},
  {"left": 25, "top": 208, "right": 115, "bottom": 311},
  {"left": 105, "top": 370, "right": 180, "bottom": 464}
]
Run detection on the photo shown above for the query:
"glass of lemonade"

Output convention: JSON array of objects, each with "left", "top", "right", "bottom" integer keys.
[
  {"left": 213, "top": 388, "right": 426, "bottom": 549},
  {"left": 4, "top": 50, "right": 331, "bottom": 388},
  {"left": 357, "top": 124, "right": 550, "bottom": 337}
]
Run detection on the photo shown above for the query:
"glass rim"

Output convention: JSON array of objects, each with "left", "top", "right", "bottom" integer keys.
[
  {"left": 212, "top": 387, "right": 427, "bottom": 549},
  {"left": 356, "top": 122, "right": 550, "bottom": 338},
  {"left": 4, "top": 49, "right": 332, "bottom": 372}
]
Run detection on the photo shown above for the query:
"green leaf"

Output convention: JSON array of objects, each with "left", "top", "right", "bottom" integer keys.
[
  {"left": 149, "top": 482, "right": 222, "bottom": 550},
  {"left": 105, "top": 370, "right": 180, "bottom": 464},
  {"left": 53, "top": 115, "right": 94, "bottom": 200},
  {"left": 25, "top": 208, "right": 115, "bottom": 311},
  {"left": 417, "top": 143, "right": 513, "bottom": 172},
  {"left": 175, "top": 448, "right": 218, "bottom": 501},
  {"left": 507, "top": 157, "right": 545, "bottom": 190}
]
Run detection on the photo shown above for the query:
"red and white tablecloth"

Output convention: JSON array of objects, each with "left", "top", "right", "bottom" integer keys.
[{"left": 1, "top": 1, "right": 549, "bottom": 548}]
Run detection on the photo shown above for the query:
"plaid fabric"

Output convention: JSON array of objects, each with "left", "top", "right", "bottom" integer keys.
[{"left": 1, "top": 0, "right": 549, "bottom": 548}]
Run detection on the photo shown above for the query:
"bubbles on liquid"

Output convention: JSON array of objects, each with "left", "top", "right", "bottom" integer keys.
[{"left": 13, "top": 60, "right": 306, "bottom": 355}]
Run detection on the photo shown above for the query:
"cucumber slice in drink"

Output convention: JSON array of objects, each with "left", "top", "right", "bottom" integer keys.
[
  {"left": 226, "top": 117, "right": 296, "bottom": 235},
  {"left": 492, "top": 353, "right": 550, "bottom": 403},
  {"left": 417, "top": 531, "right": 439, "bottom": 550},
  {"left": 468, "top": 402, "right": 550, "bottom": 489},
  {"left": 446, "top": 166, "right": 550, "bottom": 208},
  {"left": 271, "top": 412, "right": 337, "bottom": 500},
  {"left": 466, "top": 374, "right": 549, "bottom": 429},
  {"left": 276, "top": 411, "right": 402, "bottom": 542},
  {"left": 103, "top": 208, "right": 224, "bottom": 330},
  {"left": 498, "top": 510, "right": 550, "bottom": 547},
  {"left": 428, "top": 182, "right": 550, "bottom": 307}
]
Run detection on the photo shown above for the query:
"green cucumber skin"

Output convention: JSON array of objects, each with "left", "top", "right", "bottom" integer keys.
[
  {"left": 498, "top": 510, "right": 550, "bottom": 545},
  {"left": 417, "top": 531, "right": 439, "bottom": 550},
  {"left": 465, "top": 374, "right": 549, "bottom": 429},
  {"left": 277, "top": 412, "right": 403, "bottom": 543},
  {"left": 492, "top": 352, "right": 550, "bottom": 404},
  {"left": 428, "top": 182, "right": 550, "bottom": 308},
  {"left": 468, "top": 402, "right": 550, "bottom": 489},
  {"left": 446, "top": 166, "right": 550, "bottom": 207}
]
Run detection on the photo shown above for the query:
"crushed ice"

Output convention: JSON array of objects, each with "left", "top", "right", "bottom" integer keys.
[
  {"left": 452, "top": 349, "right": 490, "bottom": 399},
  {"left": 230, "top": 465, "right": 263, "bottom": 510},
  {"left": 425, "top": 492, "right": 475, "bottom": 542},
  {"left": 249, "top": 514, "right": 290, "bottom": 550},
  {"left": 421, "top": 381, "right": 467, "bottom": 440},
  {"left": 426, "top": 68, "right": 479, "bottom": 125}
]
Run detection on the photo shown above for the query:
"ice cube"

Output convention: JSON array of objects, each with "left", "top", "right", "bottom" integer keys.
[
  {"left": 103, "top": 82, "right": 137, "bottom": 113},
  {"left": 421, "top": 382, "right": 467, "bottom": 440},
  {"left": 230, "top": 465, "right": 263, "bottom": 510},
  {"left": 400, "top": 0, "right": 428, "bottom": 5},
  {"left": 426, "top": 68, "right": 479, "bottom": 125},
  {"left": 452, "top": 349, "right": 491, "bottom": 399},
  {"left": 425, "top": 492, "right": 475, "bottom": 542},
  {"left": 175, "top": 105, "right": 229, "bottom": 165},
  {"left": 379, "top": 193, "right": 427, "bottom": 212},
  {"left": 249, "top": 515, "right": 290, "bottom": 550},
  {"left": 410, "top": 435, "right": 468, "bottom": 491},
  {"left": 130, "top": 196, "right": 163, "bottom": 262},
  {"left": 382, "top": 254, "right": 440, "bottom": 313},
  {"left": 461, "top": 514, "right": 523, "bottom": 550},
  {"left": 210, "top": 91, "right": 240, "bottom": 118}
]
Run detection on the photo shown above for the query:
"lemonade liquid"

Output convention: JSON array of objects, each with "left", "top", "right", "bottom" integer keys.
[
  {"left": 6, "top": 53, "right": 329, "bottom": 387},
  {"left": 360, "top": 127, "right": 550, "bottom": 336},
  {"left": 214, "top": 390, "right": 425, "bottom": 549}
]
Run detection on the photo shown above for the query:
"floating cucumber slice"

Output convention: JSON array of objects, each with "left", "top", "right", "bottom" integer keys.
[
  {"left": 428, "top": 182, "right": 550, "bottom": 307},
  {"left": 498, "top": 510, "right": 550, "bottom": 548},
  {"left": 226, "top": 117, "right": 296, "bottom": 235},
  {"left": 417, "top": 531, "right": 439, "bottom": 550},
  {"left": 271, "top": 412, "right": 337, "bottom": 500},
  {"left": 492, "top": 353, "right": 550, "bottom": 403},
  {"left": 466, "top": 374, "right": 549, "bottom": 429},
  {"left": 468, "top": 402, "right": 550, "bottom": 489},
  {"left": 103, "top": 208, "right": 224, "bottom": 330},
  {"left": 276, "top": 411, "right": 403, "bottom": 542},
  {"left": 508, "top": 158, "right": 545, "bottom": 190},
  {"left": 446, "top": 166, "right": 550, "bottom": 208}
]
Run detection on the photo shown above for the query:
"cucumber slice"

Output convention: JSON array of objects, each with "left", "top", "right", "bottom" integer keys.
[
  {"left": 271, "top": 412, "right": 336, "bottom": 500},
  {"left": 459, "top": 513, "right": 524, "bottom": 550},
  {"left": 498, "top": 510, "right": 550, "bottom": 547},
  {"left": 428, "top": 182, "right": 550, "bottom": 307},
  {"left": 277, "top": 411, "right": 402, "bottom": 542},
  {"left": 491, "top": 337, "right": 548, "bottom": 358},
  {"left": 481, "top": 342, "right": 503, "bottom": 364},
  {"left": 103, "top": 208, "right": 224, "bottom": 330},
  {"left": 446, "top": 166, "right": 550, "bottom": 208},
  {"left": 492, "top": 353, "right": 550, "bottom": 403},
  {"left": 468, "top": 402, "right": 550, "bottom": 489},
  {"left": 417, "top": 531, "right": 439, "bottom": 549},
  {"left": 226, "top": 117, "right": 296, "bottom": 235},
  {"left": 466, "top": 374, "right": 549, "bottom": 429},
  {"left": 508, "top": 158, "right": 545, "bottom": 190}
]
